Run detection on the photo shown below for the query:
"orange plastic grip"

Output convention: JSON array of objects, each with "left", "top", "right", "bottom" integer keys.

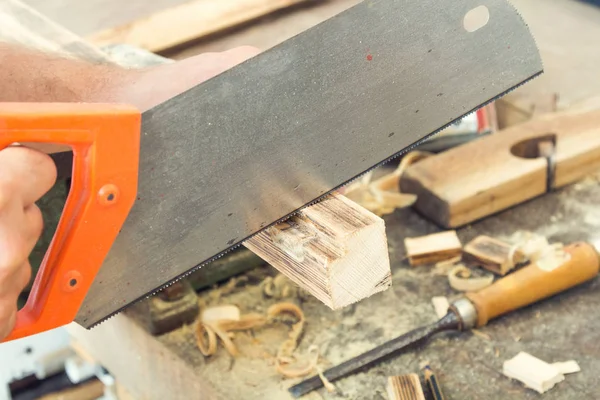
[{"left": 0, "top": 103, "right": 140, "bottom": 342}]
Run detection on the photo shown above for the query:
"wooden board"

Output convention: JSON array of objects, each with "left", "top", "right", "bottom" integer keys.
[
  {"left": 400, "top": 109, "right": 600, "bottom": 228},
  {"left": 243, "top": 193, "right": 391, "bottom": 309},
  {"left": 88, "top": 0, "right": 313, "bottom": 53}
]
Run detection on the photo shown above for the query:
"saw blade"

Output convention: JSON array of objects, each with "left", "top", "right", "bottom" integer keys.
[{"left": 75, "top": 0, "right": 542, "bottom": 328}]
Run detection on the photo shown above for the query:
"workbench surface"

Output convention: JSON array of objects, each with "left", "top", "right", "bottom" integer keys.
[
  {"left": 69, "top": 169, "right": 600, "bottom": 400},
  {"left": 207, "top": 174, "right": 600, "bottom": 400}
]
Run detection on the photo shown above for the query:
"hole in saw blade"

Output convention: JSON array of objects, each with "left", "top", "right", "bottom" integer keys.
[{"left": 463, "top": 5, "right": 490, "bottom": 32}]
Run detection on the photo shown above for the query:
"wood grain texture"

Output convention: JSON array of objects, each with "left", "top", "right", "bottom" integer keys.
[
  {"left": 0, "top": 0, "right": 108, "bottom": 62},
  {"left": 386, "top": 374, "right": 426, "bottom": 400},
  {"left": 403, "top": 231, "right": 462, "bottom": 266},
  {"left": 400, "top": 109, "right": 600, "bottom": 228},
  {"left": 243, "top": 193, "right": 391, "bottom": 309},
  {"left": 466, "top": 242, "right": 599, "bottom": 327},
  {"left": 463, "top": 235, "right": 524, "bottom": 276},
  {"left": 88, "top": 0, "right": 313, "bottom": 53}
]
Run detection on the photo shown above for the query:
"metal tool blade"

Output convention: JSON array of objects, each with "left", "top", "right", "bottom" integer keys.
[{"left": 75, "top": 0, "right": 542, "bottom": 328}]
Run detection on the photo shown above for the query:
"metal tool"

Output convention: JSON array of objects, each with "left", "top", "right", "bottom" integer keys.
[
  {"left": 0, "top": 0, "right": 542, "bottom": 342},
  {"left": 288, "top": 242, "right": 599, "bottom": 397}
]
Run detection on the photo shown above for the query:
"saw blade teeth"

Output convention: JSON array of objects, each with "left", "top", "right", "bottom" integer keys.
[{"left": 88, "top": 70, "right": 543, "bottom": 330}]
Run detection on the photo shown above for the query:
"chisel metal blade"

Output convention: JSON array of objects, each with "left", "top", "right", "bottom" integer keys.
[{"left": 76, "top": 0, "right": 542, "bottom": 328}]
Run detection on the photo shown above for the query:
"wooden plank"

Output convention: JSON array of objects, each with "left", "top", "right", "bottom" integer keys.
[
  {"left": 243, "top": 193, "right": 391, "bottom": 309},
  {"left": 88, "top": 0, "right": 313, "bottom": 53},
  {"left": 0, "top": 0, "right": 108, "bottom": 62},
  {"left": 400, "top": 109, "right": 600, "bottom": 228}
]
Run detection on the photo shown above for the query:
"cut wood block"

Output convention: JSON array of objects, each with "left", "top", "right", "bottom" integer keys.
[
  {"left": 404, "top": 231, "right": 462, "bottom": 266},
  {"left": 386, "top": 374, "right": 426, "bottom": 400},
  {"left": 463, "top": 235, "right": 525, "bottom": 276},
  {"left": 88, "top": 0, "right": 312, "bottom": 52},
  {"left": 243, "top": 193, "right": 391, "bottom": 309},
  {"left": 503, "top": 352, "right": 564, "bottom": 394},
  {"left": 400, "top": 109, "right": 600, "bottom": 228}
]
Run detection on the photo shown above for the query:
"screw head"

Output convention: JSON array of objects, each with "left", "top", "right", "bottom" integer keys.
[{"left": 98, "top": 184, "right": 120, "bottom": 206}]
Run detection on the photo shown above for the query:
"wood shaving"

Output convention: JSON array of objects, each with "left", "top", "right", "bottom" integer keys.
[
  {"left": 195, "top": 321, "right": 218, "bottom": 356},
  {"left": 448, "top": 265, "right": 494, "bottom": 292},
  {"left": 268, "top": 303, "right": 305, "bottom": 360},
  {"left": 194, "top": 301, "right": 313, "bottom": 379},
  {"left": 343, "top": 151, "right": 431, "bottom": 216},
  {"left": 471, "top": 329, "right": 492, "bottom": 340}
]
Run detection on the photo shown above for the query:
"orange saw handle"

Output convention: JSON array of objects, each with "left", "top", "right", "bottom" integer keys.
[{"left": 0, "top": 103, "right": 140, "bottom": 342}]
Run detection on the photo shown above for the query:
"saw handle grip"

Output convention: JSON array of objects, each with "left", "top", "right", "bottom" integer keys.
[
  {"left": 466, "top": 242, "right": 599, "bottom": 327},
  {"left": 0, "top": 103, "right": 140, "bottom": 342}
]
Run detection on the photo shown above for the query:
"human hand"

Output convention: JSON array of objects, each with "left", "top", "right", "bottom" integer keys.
[{"left": 0, "top": 147, "right": 57, "bottom": 340}]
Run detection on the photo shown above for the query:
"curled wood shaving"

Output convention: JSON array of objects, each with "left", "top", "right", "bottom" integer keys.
[
  {"left": 195, "top": 320, "right": 239, "bottom": 357},
  {"left": 195, "top": 321, "right": 218, "bottom": 356},
  {"left": 448, "top": 265, "right": 494, "bottom": 292},
  {"left": 194, "top": 301, "right": 307, "bottom": 375},
  {"left": 276, "top": 344, "right": 318, "bottom": 378},
  {"left": 343, "top": 150, "right": 432, "bottom": 216},
  {"left": 217, "top": 313, "right": 267, "bottom": 331},
  {"left": 268, "top": 302, "right": 305, "bottom": 360}
]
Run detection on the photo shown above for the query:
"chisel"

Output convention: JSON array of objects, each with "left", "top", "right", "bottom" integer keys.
[{"left": 289, "top": 242, "right": 599, "bottom": 397}]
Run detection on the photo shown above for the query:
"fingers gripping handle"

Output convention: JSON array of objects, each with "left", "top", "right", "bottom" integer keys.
[{"left": 0, "top": 103, "right": 140, "bottom": 342}]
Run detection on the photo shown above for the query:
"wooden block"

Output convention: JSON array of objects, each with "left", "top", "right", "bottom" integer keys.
[
  {"left": 404, "top": 231, "right": 462, "bottom": 266},
  {"left": 243, "top": 193, "right": 391, "bottom": 309},
  {"left": 88, "top": 0, "right": 312, "bottom": 53},
  {"left": 400, "top": 109, "right": 600, "bottom": 228},
  {"left": 386, "top": 374, "right": 426, "bottom": 400},
  {"left": 503, "top": 352, "right": 564, "bottom": 394},
  {"left": 463, "top": 235, "right": 525, "bottom": 276}
]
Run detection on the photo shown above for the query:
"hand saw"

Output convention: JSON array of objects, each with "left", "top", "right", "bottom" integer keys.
[{"left": 0, "top": 0, "right": 542, "bottom": 342}]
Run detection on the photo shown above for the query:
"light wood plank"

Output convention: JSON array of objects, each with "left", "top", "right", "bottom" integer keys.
[{"left": 88, "top": 0, "right": 313, "bottom": 53}]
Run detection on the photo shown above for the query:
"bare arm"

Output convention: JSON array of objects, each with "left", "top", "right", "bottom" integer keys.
[
  {"left": 0, "top": 41, "right": 258, "bottom": 109},
  {"left": 0, "top": 42, "right": 259, "bottom": 340}
]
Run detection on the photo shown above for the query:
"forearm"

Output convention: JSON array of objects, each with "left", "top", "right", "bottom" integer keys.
[{"left": 0, "top": 41, "right": 137, "bottom": 104}]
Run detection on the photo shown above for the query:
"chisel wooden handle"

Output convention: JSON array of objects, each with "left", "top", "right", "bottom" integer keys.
[{"left": 466, "top": 242, "right": 599, "bottom": 327}]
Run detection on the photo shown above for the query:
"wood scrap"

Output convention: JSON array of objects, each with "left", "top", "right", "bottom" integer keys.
[
  {"left": 551, "top": 361, "right": 580, "bottom": 375},
  {"left": 386, "top": 374, "right": 426, "bottom": 400},
  {"left": 448, "top": 265, "right": 494, "bottom": 292},
  {"left": 404, "top": 231, "right": 462, "bottom": 266},
  {"left": 88, "top": 0, "right": 312, "bottom": 52},
  {"left": 400, "top": 109, "right": 600, "bottom": 228},
  {"left": 462, "top": 235, "right": 525, "bottom": 276},
  {"left": 503, "top": 352, "right": 565, "bottom": 394},
  {"left": 244, "top": 193, "right": 391, "bottom": 310},
  {"left": 431, "top": 296, "right": 449, "bottom": 319}
]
